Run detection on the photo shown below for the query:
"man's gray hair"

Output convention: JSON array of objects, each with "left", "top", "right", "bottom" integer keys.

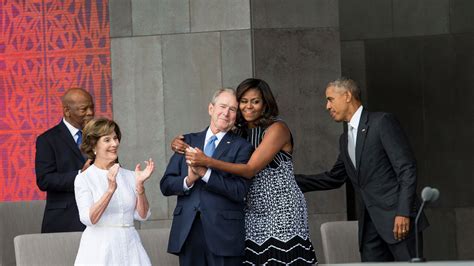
[
  {"left": 211, "top": 88, "right": 236, "bottom": 104},
  {"left": 327, "top": 77, "right": 362, "bottom": 102}
]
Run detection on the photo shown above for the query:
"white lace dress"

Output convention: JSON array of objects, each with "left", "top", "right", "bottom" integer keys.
[{"left": 74, "top": 165, "right": 151, "bottom": 266}]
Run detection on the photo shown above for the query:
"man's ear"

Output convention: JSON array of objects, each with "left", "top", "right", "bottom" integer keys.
[
  {"left": 63, "top": 105, "right": 70, "bottom": 117},
  {"left": 345, "top": 91, "right": 352, "bottom": 103},
  {"left": 208, "top": 103, "right": 214, "bottom": 116}
]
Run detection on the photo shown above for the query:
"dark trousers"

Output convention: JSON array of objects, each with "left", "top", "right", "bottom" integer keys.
[
  {"left": 361, "top": 211, "right": 423, "bottom": 262},
  {"left": 179, "top": 214, "right": 243, "bottom": 266}
]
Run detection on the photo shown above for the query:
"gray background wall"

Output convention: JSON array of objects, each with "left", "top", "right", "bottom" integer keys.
[
  {"left": 340, "top": 0, "right": 474, "bottom": 261},
  {"left": 109, "top": 0, "right": 344, "bottom": 262},
  {"left": 109, "top": 0, "right": 254, "bottom": 230},
  {"left": 251, "top": 0, "right": 346, "bottom": 261},
  {"left": 250, "top": 0, "right": 346, "bottom": 262},
  {"left": 109, "top": 0, "right": 473, "bottom": 263}
]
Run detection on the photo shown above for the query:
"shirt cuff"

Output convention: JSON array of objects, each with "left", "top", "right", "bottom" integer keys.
[
  {"left": 201, "top": 169, "right": 212, "bottom": 183},
  {"left": 183, "top": 176, "right": 194, "bottom": 191}
]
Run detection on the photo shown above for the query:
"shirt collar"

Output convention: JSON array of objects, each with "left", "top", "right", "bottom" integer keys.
[
  {"left": 348, "top": 105, "right": 363, "bottom": 130},
  {"left": 205, "top": 127, "right": 227, "bottom": 146},
  {"left": 63, "top": 118, "right": 81, "bottom": 138}
]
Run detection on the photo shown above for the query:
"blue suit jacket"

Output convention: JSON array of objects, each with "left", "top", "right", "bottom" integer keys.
[
  {"left": 160, "top": 128, "right": 253, "bottom": 256},
  {"left": 35, "top": 121, "right": 86, "bottom": 233}
]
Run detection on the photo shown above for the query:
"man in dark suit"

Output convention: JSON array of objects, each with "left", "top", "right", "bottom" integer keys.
[
  {"left": 161, "top": 88, "right": 253, "bottom": 266},
  {"left": 35, "top": 88, "right": 94, "bottom": 233},
  {"left": 295, "top": 78, "right": 428, "bottom": 261}
]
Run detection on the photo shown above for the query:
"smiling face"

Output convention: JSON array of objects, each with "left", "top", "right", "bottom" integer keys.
[
  {"left": 208, "top": 91, "right": 238, "bottom": 133},
  {"left": 63, "top": 89, "right": 95, "bottom": 129},
  {"left": 94, "top": 132, "right": 120, "bottom": 164},
  {"left": 239, "top": 88, "right": 265, "bottom": 128}
]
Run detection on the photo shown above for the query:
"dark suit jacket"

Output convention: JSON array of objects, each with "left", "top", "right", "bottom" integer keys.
[
  {"left": 35, "top": 120, "right": 86, "bottom": 233},
  {"left": 296, "top": 110, "right": 428, "bottom": 245},
  {"left": 160, "top": 128, "right": 253, "bottom": 257}
]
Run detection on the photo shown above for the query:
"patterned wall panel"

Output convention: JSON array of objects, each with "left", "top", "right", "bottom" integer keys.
[{"left": 0, "top": 0, "right": 112, "bottom": 201}]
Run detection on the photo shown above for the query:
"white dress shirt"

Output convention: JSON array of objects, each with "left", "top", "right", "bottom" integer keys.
[
  {"left": 63, "top": 118, "right": 83, "bottom": 174},
  {"left": 63, "top": 118, "right": 81, "bottom": 143},
  {"left": 348, "top": 105, "right": 364, "bottom": 146}
]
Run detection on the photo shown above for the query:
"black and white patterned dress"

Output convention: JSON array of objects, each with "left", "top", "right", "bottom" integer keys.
[{"left": 242, "top": 125, "right": 317, "bottom": 265}]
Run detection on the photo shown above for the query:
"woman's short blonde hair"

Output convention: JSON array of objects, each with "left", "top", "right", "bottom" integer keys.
[{"left": 80, "top": 118, "right": 122, "bottom": 160}]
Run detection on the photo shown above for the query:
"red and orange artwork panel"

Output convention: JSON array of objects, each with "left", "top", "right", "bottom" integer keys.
[{"left": 0, "top": 0, "right": 112, "bottom": 201}]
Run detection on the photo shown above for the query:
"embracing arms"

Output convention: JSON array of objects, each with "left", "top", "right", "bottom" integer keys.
[
  {"left": 184, "top": 122, "right": 292, "bottom": 179},
  {"left": 163, "top": 133, "right": 254, "bottom": 203}
]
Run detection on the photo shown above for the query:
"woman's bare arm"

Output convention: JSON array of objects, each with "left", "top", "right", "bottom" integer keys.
[{"left": 187, "top": 122, "right": 291, "bottom": 178}]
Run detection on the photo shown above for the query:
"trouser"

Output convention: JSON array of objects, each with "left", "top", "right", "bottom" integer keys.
[
  {"left": 361, "top": 211, "right": 423, "bottom": 262},
  {"left": 179, "top": 214, "right": 243, "bottom": 266}
]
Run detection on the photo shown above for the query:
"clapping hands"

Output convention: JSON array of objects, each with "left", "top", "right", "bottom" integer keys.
[
  {"left": 185, "top": 147, "right": 209, "bottom": 168},
  {"left": 107, "top": 163, "right": 120, "bottom": 192},
  {"left": 186, "top": 147, "right": 207, "bottom": 178},
  {"left": 135, "top": 158, "right": 155, "bottom": 185}
]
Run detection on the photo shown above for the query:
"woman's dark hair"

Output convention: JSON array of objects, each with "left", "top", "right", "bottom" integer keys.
[
  {"left": 235, "top": 78, "right": 279, "bottom": 129},
  {"left": 81, "top": 118, "right": 122, "bottom": 160}
]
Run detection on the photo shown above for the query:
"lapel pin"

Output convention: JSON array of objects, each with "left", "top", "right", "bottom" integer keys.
[
  {"left": 226, "top": 141, "right": 231, "bottom": 144},
  {"left": 362, "top": 128, "right": 366, "bottom": 132}
]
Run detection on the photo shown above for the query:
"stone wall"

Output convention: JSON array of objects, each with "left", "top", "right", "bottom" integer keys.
[{"left": 339, "top": 0, "right": 474, "bottom": 260}]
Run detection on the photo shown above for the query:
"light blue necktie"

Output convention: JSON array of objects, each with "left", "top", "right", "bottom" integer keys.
[
  {"left": 204, "top": 135, "right": 218, "bottom": 157},
  {"left": 76, "top": 130, "right": 82, "bottom": 148}
]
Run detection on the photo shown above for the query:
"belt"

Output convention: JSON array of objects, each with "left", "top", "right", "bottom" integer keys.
[{"left": 95, "top": 223, "right": 134, "bottom": 228}]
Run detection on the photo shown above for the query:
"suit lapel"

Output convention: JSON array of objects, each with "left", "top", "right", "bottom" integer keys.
[
  {"left": 212, "top": 131, "right": 234, "bottom": 159},
  {"left": 58, "top": 121, "right": 85, "bottom": 163},
  {"left": 355, "top": 110, "right": 369, "bottom": 176},
  {"left": 196, "top": 129, "right": 207, "bottom": 150}
]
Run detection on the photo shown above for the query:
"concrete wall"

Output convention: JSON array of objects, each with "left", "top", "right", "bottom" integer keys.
[
  {"left": 250, "top": 0, "right": 345, "bottom": 262},
  {"left": 339, "top": 0, "right": 474, "bottom": 260},
  {"left": 109, "top": 0, "right": 345, "bottom": 263},
  {"left": 109, "top": 0, "right": 253, "bottom": 228},
  {"left": 108, "top": 0, "right": 474, "bottom": 262}
]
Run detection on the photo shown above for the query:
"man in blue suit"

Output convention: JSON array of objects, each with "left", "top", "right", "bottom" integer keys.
[
  {"left": 161, "top": 88, "right": 253, "bottom": 266},
  {"left": 35, "top": 88, "right": 94, "bottom": 233}
]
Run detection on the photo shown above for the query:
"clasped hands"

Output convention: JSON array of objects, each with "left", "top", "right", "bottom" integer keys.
[{"left": 185, "top": 147, "right": 208, "bottom": 186}]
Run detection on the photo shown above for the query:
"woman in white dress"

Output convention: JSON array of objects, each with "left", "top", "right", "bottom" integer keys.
[{"left": 74, "top": 118, "right": 154, "bottom": 265}]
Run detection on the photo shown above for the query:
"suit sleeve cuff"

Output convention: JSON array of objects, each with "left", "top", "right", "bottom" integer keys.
[
  {"left": 201, "top": 169, "right": 212, "bottom": 183},
  {"left": 183, "top": 176, "right": 194, "bottom": 191}
]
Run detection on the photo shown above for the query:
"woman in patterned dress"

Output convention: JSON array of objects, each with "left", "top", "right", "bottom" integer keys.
[{"left": 176, "top": 78, "right": 317, "bottom": 265}]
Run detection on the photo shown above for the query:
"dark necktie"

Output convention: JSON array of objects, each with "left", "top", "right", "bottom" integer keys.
[{"left": 76, "top": 130, "right": 82, "bottom": 148}]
